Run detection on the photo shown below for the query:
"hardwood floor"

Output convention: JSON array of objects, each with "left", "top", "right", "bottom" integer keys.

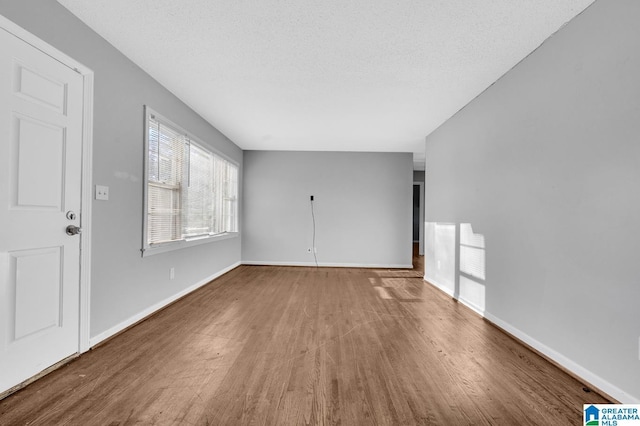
[{"left": 0, "top": 251, "right": 608, "bottom": 425}]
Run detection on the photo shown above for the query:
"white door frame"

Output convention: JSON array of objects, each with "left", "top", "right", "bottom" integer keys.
[{"left": 0, "top": 15, "right": 94, "bottom": 354}]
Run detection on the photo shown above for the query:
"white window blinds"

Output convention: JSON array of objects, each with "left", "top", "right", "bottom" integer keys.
[
  {"left": 147, "top": 115, "right": 185, "bottom": 244},
  {"left": 144, "top": 108, "right": 239, "bottom": 249}
]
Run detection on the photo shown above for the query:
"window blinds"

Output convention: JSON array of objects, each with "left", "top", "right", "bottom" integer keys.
[
  {"left": 147, "top": 116, "right": 184, "bottom": 244},
  {"left": 212, "top": 156, "right": 238, "bottom": 234},
  {"left": 184, "top": 143, "right": 213, "bottom": 237},
  {"left": 146, "top": 111, "right": 238, "bottom": 246}
]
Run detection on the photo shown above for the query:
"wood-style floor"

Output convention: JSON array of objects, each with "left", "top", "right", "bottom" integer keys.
[{"left": 0, "top": 248, "right": 608, "bottom": 425}]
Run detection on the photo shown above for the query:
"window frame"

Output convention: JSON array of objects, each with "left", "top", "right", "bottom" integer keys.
[{"left": 141, "top": 106, "right": 239, "bottom": 257}]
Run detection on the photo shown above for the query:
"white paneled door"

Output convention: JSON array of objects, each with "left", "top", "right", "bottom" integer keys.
[{"left": 0, "top": 27, "right": 84, "bottom": 393}]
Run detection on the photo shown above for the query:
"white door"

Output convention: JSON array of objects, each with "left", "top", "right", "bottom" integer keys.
[{"left": 0, "top": 27, "right": 84, "bottom": 393}]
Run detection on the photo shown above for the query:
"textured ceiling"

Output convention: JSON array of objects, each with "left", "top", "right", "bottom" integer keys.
[{"left": 58, "top": 0, "right": 595, "bottom": 167}]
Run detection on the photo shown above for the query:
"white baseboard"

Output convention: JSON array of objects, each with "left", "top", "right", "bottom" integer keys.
[
  {"left": 457, "top": 296, "right": 485, "bottom": 317},
  {"left": 423, "top": 275, "right": 455, "bottom": 297},
  {"left": 89, "top": 262, "right": 241, "bottom": 348},
  {"left": 484, "top": 312, "right": 639, "bottom": 404},
  {"left": 424, "top": 277, "right": 639, "bottom": 404},
  {"left": 243, "top": 260, "right": 413, "bottom": 269}
]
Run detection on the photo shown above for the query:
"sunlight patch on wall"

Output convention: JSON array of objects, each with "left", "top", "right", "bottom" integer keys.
[
  {"left": 459, "top": 223, "right": 486, "bottom": 314},
  {"left": 424, "top": 222, "right": 456, "bottom": 297},
  {"left": 424, "top": 222, "right": 487, "bottom": 315},
  {"left": 460, "top": 223, "right": 485, "bottom": 280},
  {"left": 459, "top": 276, "right": 486, "bottom": 315}
]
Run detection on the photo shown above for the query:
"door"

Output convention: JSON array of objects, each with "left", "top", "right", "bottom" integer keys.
[{"left": 0, "top": 27, "right": 84, "bottom": 393}]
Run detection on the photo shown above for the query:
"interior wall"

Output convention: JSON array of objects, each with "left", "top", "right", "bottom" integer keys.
[
  {"left": 0, "top": 1, "right": 243, "bottom": 341},
  {"left": 424, "top": 0, "right": 640, "bottom": 402},
  {"left": 242, "top": 151, "right": 413, "bottom": 267}
]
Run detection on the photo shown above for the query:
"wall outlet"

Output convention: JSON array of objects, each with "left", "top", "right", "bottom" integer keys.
[
  {"left": 314, "top": 247, "right": 317, "bottom": 253},
  {"left": 170, "top": 267, "right": 175, "bottom": 280},
  {"left": 95, "top": 185, "right": 109, "bottom": 201}
]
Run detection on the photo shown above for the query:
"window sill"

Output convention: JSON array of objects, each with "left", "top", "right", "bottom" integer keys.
[{"left": 141, "top": 232, "right": 239, "bottom": 257}]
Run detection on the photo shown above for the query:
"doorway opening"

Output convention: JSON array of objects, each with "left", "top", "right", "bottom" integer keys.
[{"left": 412, "top": 182, "right": 424, "bottom": 271}]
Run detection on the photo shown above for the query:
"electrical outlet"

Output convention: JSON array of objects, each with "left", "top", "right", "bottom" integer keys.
[
  {"left": 170, "top": 267, "right": 175, "bottom": 280},
  {"left": 95, "top": 185, "right": 109, "bottom": 201},
  {"left": 314, "top": 247, "right": 317, "bottom": 253}
]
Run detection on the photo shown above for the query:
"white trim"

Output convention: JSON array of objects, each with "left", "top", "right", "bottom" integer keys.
[
  {"left": 243, "top": 261, "right": 414, "bottom": 269},
  {"left": 89, "top": 262, "right": 241, "bottom": 348},
  {"left": 485, "top": 312, "right": 640, "bottom": 404},
  {"left": 424, "top": 276, "right": 455, "bottom": 298},
  {"left": 141, "top": 106, "right": 151, "bottom": 256},
  {"left": 456, "top": 296, "right": 484, "bottom": 317},
  {"left": 0, "top": 15, "right": 95, "bottom": 355},
  {"left": 142, "top": 232, "right": 239, "bottom": 257},
  {"left": 79, "top": 72, "right": 94, "bottom": 353},
  {"left": 0, "top": 16, "right": 92, "bottom": 75},
  {"left": 424, "top": 273, "right": 640, "bottom": 404}
]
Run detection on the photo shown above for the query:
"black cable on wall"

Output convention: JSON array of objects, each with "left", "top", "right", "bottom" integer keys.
[{"left": 310, "top": 195, "right": 318, "bottom": 268}]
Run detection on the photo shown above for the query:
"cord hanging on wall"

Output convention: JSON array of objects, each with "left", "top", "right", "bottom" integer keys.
[{"left": 310, "top": 195, "right": 318, "bottom": 268}]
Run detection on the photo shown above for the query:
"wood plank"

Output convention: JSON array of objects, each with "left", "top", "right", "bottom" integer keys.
[{"left": 0, "top": 252, "right": 609, "bottom": 425}]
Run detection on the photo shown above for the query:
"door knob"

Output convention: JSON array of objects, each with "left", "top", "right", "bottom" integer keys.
[{"left": 66, "top": 225, "right": 82, "bottom": 236}]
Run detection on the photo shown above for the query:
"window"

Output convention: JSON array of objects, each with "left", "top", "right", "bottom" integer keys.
[{"left": 143, "top": 107, "right": 238, "bottom": 255}]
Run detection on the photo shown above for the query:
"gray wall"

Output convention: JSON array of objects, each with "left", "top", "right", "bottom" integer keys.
[
  {"left": 413, "top": 171, "right": 425, "bottom": 183},
  {"left": 243, "top": 151, "right": 413, "bottom": 267},
  {"left": 425, "top": 0, "right": 640, "bottom": 402},
  {"left": 0, "top": 1, "right": 243, "bottom": 339}
]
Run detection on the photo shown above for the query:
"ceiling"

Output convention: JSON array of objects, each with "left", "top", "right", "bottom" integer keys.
[{"left": 58, "top": 0, "right": 595, "bottom": 169}]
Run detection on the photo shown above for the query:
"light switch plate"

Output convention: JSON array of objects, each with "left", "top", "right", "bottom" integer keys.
[{"left": 95, "top": 185, "right": 109, "bottom": 201}]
